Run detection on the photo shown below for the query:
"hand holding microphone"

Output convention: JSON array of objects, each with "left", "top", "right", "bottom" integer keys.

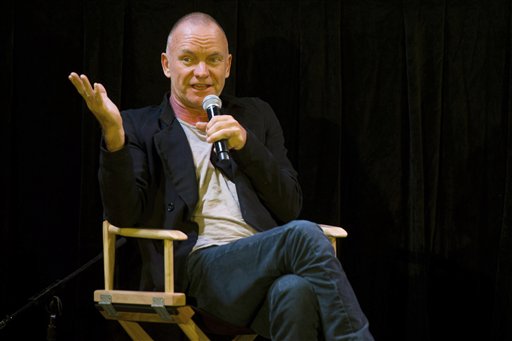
[
  {"left": 200, "top": 95, "right": 247, "bottom": 158},
  {"left": 202, "top": 95, "right": 230, "bottom": 161}
]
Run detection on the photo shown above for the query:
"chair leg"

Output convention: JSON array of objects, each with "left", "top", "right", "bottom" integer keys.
[
  {"left": 178, "top": 319, "right": 211, "bottom": 341},
  {"left": 118, "top": 320, "right": 153, "bottom": 341}
]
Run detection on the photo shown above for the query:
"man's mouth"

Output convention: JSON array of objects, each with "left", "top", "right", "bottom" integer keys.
[{"left": 192, "top": 84, "right": 210, "bottom": 91}]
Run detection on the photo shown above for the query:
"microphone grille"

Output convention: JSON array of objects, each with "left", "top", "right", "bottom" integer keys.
[{"left": 202, "top": 94, "right": 222, "bottom": 111}]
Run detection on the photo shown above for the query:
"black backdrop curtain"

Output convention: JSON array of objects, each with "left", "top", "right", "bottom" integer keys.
[{"left": 1, "top": 1, "right": 511, "bottom": 340}]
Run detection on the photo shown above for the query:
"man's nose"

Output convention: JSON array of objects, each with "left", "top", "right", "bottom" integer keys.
[{"left": 194, "top": 62, "right": 209, "bottom": 78}]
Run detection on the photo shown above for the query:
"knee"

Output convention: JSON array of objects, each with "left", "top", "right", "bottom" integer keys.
[
  {"left": 286, "top": 220, "right": 323, "bottom": 238},
  {"left": 285, "top": 220, "right": 332, "bottom": 250}
]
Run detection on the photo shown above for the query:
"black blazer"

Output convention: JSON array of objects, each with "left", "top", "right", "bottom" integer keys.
[{"left": 98, "top": 93, "right": 302, "bottom": 291}]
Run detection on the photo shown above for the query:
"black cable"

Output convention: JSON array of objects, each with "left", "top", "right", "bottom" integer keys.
[{"left": 0, "top": 237, "right": 126, "bottom": 332}]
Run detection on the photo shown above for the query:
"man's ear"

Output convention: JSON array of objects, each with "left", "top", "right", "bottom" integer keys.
[
  {"left": 161, "top": 52, "right": 171, "bottom": 78},
  {"left": 225, "top": 54, "right": 232, "bottom": 78}
]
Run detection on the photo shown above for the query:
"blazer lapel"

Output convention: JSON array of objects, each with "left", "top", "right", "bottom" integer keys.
[
  {"left": 154, "top": 99, "right": 198, "bottom": 216},
  {"left": 210, "top": 150, "right": 237, "bottom": 181}
]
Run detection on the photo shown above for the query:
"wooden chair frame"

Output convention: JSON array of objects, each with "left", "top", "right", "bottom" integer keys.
[{"left": 94, "top": 221, "right": 347, "bottom": 341}]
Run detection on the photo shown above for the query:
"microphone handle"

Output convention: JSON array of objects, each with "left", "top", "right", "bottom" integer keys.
[
  {"left": 206, "top": 106, "right": 230, "bottom": 160},
  {"left": 214, "top": 140, "right": 230, "bottom": 161}
]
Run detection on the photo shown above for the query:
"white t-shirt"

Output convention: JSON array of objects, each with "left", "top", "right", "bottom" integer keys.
[{"left": 178, "top": 119, "right": 257, "bottom": 252}]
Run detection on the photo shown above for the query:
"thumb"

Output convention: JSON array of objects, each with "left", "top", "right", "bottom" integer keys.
[{"left": 195, "top": 121, "right": 207, "bottom": 131}]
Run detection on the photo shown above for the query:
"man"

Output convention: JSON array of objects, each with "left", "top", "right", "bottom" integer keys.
[{"left": 69, "top": 12, "right": 373, "bottom": 340}]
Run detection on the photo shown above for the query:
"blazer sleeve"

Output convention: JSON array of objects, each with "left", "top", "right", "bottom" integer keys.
[
  {"left": 231, "top": 98, "right": 302, "bottom": 223},
  {"left": 98, "top": 110, "right": 152, "bottom": 227}
]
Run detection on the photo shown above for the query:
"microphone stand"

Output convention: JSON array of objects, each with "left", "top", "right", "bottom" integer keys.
[{"left": 0, "top": 238, "right": 126, "bottom": 340}]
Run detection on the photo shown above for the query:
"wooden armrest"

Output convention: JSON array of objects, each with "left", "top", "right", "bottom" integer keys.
[
  {"left": 102, "top": 221, "right": 186, "bottom": 293},
  {"left": 319, "top": 224, "right": 348, "bottom": 238},
  {"left": 107, "top": 225, "right": 188, "bottom": 241},
  {"left": 318, "top": 224, "right": 347, "bottom": 254}
]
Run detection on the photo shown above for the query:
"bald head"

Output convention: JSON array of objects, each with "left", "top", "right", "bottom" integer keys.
[{"left": 166, "top": 12, "right": 228, "bottom": 53}]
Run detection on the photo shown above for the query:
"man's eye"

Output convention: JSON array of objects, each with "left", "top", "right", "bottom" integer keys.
[
  {"left": 182, "top": 56, "right": 193, "bottom": 63},
  {"left": 208, "top": 56, "right": 222, "bottom": 64}
]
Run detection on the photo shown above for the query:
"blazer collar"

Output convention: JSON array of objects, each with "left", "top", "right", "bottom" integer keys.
[
  {"left": 158, "top": 92, "right": 175, "bottom": 127},
  {"left": 154, "top": 93, "right": 198, "bottom": 216}
]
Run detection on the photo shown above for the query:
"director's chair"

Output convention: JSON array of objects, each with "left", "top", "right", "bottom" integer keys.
[{"left": 94, "top": 221, "right": 347, "bottom": 340}]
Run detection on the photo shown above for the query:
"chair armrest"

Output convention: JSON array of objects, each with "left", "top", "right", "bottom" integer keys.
[
  {"left": 102, "top": 221, "right": 187, "bottom": 293},
  {"left": 319, "top": 224, "right": 348, "bottom": 238},
  {"left": 108, "top": 225, "right": 188, "bottom": 241},
  {"left": 318, "top": 224, "right": 347, "bottom": 254}
]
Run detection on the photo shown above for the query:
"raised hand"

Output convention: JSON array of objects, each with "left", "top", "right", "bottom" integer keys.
[{"left": 68, "top": 73, "right": 125, "bottom": 151}]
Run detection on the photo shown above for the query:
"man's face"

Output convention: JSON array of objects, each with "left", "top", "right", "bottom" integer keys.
[{"left": 162, "top": 21, "right": 232, "bottom": 110}]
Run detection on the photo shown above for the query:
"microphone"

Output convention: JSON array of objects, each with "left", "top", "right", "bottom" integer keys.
[{"left": 202, "top": 95, "right": 230, "bottom": 161}]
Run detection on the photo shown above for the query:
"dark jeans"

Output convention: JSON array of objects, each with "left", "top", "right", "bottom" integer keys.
[{"left": 186, "top": 220, "right": 374, "bottom": 341}]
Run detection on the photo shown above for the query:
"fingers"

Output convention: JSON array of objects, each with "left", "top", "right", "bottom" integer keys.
[
  {"left": 68, "top": 72, "right": 95, "bottom": 99},
  {"left": 204, "top": 115, "right": 247, "bottom": 150},
  {"left": 205, "top": 115, "right": 232, "bottom": 131},
  {"left": 68, "top": 72, "right": 120, "bottom": 126},
  {"left": 92, "top": 82, "right": 109, "bottom": 105},
  {"left": 81, "top": 74, "right": 94, "bottom": 98},
  {"left": 68, "top": 72, "right": 85, "bottom": 95}
]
